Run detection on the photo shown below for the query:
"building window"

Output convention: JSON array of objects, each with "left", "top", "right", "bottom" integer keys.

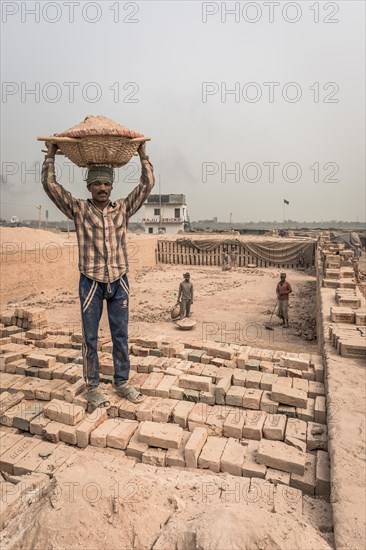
[
  {"left": 148, "top": 227, "right": 153, "bottom": 234},
  {"left": 175, "top": 208, "right": 180, "bottom": 218},
  {"left": 154, "top": 208, "right": 160, "bottom": 216}
]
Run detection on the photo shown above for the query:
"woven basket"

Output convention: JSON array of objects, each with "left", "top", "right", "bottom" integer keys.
[{"left": 37, "top": 135, "right": 150, "bottom": 168}]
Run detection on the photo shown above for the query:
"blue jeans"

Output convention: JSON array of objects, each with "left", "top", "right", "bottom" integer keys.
[{"left": 79, "top": 273, "right": 130, "bottom": 388}]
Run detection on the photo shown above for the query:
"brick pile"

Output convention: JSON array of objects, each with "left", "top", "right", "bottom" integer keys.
[
  {"left": 319, "top": 241, "right": 366, "bottom": 359},
  {"left": 0, "top": 329, "right": 331, "bottom": 505}
]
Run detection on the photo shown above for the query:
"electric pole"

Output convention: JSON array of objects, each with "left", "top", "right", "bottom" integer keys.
[{"left": 36, "top": 205, "right": 41, "bottom": 230}]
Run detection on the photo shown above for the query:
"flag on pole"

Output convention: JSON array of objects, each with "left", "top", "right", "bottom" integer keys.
[{"left": 284, "top": 199, "right": 289, "bottom": 205}]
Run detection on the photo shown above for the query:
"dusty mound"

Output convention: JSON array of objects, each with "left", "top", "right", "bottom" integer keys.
[
  {"left": 154, "top": 505, "right": 331, "bottom": 550},
  {"left": 56, "top": 115, "right": 144, "bottom": 139},
  {"left": 12, "top": 450, "right": 331, "bottom": 550}
]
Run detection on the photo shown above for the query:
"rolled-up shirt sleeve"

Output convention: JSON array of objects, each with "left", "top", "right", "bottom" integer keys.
[
  {"left": 125, "top": 159, "right": 155, "bottom": 219},
  {"left": 41, "top": 158, "right": 78, "bottom": 220}
]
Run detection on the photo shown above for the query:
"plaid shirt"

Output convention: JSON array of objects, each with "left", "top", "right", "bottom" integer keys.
[{"left": 41, "top": 157, "right": 154, "bottom": 283}]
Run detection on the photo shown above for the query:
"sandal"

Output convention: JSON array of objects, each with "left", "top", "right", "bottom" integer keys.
[
  {"left": 86, "top": 388, "right": 110, "bottom": 411},
  {"left": 115, "top": 384, "right": 145, "bottom": 404}
]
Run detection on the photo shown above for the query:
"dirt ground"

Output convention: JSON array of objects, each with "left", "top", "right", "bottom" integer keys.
[
  {"left": 0, "top": 228, "right": 338, "bottom": 550},
  {"left": 1, "top": 228, "right": 317, "bottom": 355}
]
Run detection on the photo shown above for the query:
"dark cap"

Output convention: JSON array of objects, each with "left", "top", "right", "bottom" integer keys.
[{"left": 184, "top": 272, "right": 190, "bottom": 277}]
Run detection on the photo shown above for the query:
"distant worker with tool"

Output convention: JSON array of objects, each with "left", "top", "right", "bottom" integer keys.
[
  {"left": 178, "top": 272, "right": 194, "bottom": 319},
  {"left": 42, "top": 140, "right": 154, "bottom": 409},
  {"left": 276, "top": 272, "right": 292, "bottom": 328}
]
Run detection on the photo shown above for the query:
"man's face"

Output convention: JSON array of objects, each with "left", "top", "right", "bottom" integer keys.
[
  {"left": 89, "top": 181, "right": 113, "bottom": 202},
  {"left": 280, "top": 275, "right": 286, "bottom": 282},
  {"left": 184, "top": 275, "right": 190, "bottom": 282}
]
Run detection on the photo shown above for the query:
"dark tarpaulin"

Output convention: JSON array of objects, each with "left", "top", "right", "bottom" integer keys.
[{"left": 176, "top": 238, "right": 315, "bottom": 264}]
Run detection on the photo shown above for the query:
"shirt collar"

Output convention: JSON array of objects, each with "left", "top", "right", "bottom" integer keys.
[{"left": 88, "top": 198, "right": 117, "bottom": 210}]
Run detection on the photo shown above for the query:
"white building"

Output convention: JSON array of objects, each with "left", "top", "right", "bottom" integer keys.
[{"left": 141, "top": 194, "right": 187, "bottom": 234}]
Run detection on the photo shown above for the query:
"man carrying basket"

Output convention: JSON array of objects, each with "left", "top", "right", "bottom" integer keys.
[{"left": 42, "top": 141, "right": 154, "bottom": 408}]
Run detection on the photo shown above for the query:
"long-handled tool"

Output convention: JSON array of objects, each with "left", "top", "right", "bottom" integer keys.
[{"left": 264, "top": 300, "right": 278, "bottom": 331}]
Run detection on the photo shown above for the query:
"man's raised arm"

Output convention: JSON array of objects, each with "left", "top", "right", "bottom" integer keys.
[
  {"left": 41, "top": 142, "right": 78, "bottom": 220},
  {"left": 125, "top": 143, "right": 155, "bottom": 219}
]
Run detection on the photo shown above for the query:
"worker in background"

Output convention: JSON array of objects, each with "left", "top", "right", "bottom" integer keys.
[
  {"left": 276, "top": 272, "right": 292, "bottom": 328},
  {"left": 178, "top": 272, "right": 194, "bottom": 319}
]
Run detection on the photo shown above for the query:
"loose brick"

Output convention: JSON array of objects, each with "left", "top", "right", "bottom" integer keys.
[
  {"left": 169, "top": 385, "right": 184, "bottom": 400},
  {"left": 43, "top": 399, "right": 85, "bottom": 426},
  {"left": 257, "top": 439, "right": 305, "bottom": 475},
  {"left": 285, "top": 418, "right": 307, "bottom": 443},
  {"left": 0, "top": 436, "right": 42, "bottom": 474},
  {"left": 36, "top": 443, "right": 75, "bottom": 475},
  {"left": 316, "top": 450, "right": 330, "bottom": 498},
  {"left": 232, "top": 370, "right": 247, "bottom": 386},
  {"left": 297, "top": 398, "right": 315, "bottom": 422},
  {"left": 313, "top": 362, "right": 324, "bottom": 383},
  {"left": 242, "top": 440, "right": 266, "bottom": 478},
  {"left": 0, "top": 432, "right": 23, "bottom": 454},
  {"left": 185, "top": 427, "right": 208, "bottom": 468},
  {"left": 307, "top": 422, "right": 327, "bottom": 451},
  {"left": 215, "top": 377, "right": 231, "bottom": 405},
  {"left": 179, "top": 374, "right": 212, "bottom": 393},
  {"left": 220, "top": 438, "right": 246, "bottom": 476},
  {"left": 198, "top": 435, "right": 227, "bottom": 473},
  {"left": 222, "top": 409, "right": 245, "bottom": 439},
  {"left": 29, "top": 413, "right": 50, "bottom": 436},
  {"left": 153, "top": 398, "right": 179, "bottom": 423},
  {"left": 225, "top": 386, "right": 246, "bottom": 407},
  {"left": 142, "top": 448, "right": 166, "bottom": 467},
  {"left": 107, "top": 419, "right": 138, "bottom": 450},
  {"left": 140, "top": 372, "right": 165, "bottom": 396},
  {"left": 76, "top": 408, "right": 108, "bottom": 448},
  {"left": 265, "top": 467, "right": 290, "bottom": 486},
  {"left": 183, "top": 389, "right": 200, "bottom": 403},
  {"left": 35, "top": 379, "right": 67, "bottom": 401},
  {"left": 243, "top": 388, "right": 262, "bottom": 410},
  {"left": 188, "top": 403, "right": 224, "bottom": 436},
  {"left": 26, "top": 354, "right": 56, "bottom": 368},
  {"left": 90, "top": 419, "right": 117, "bottom": 447},
  {"left": 271, "top": 383, "right": 307, "bottom": 408},
  {"left": 125, "top": 426, "right": 148, "bottom": 460},
  {"left": 166, "top": 431, "right": 190, "bottom": 468},
  {"left": 42, "top": 421, "right": 65, "bottom": 443},
  {"left": 155, "top": 375, "right": 178, "bottom": 398},
  {"left": 308, "top": 381, "right": 326, "bottom": 399},
  {"left": 201, "top": 365, "right": 219, "bottom": 382},
  {"left": 263, "top": 414, "right": 287, "bottom": 441},
  {"left": 246, "top": 371, "right": 262, "bottom": 389},
  {"left": 280, "top": 356, "right": 309, "bottom": 371},
  {"left": 173, "top": 401, "right": 194, "bottom": 428},
  {"left": 259, "top": 361, "right": 274, "bottom": 374},
  {"left": 260, "top": 373, "right": 278, "bottom": 391},
  {"left": 13, "top": 441, "right": 57, "bottom": 475},
  {"left": 314, "top": 396, "right": 327, "bottom": 424},
  {"left": 260, "top": 391, "right": 279, "bottom": 414},
  {"left": 13, "top": 400, "right": 44, "bottom": 431},
  {"left": 277, "top": 405, "right": 296, "bottom": 417},
  {"left": 292, "top": 378, "right": 309, "bottom": 393},
  {"left": 59, "top": 424, "right": 78, "bottom": 445},
  {"left": 291, "top": 452, "right": 316, "bottom": 496},
  {"left": 64, "top": 380, "right": 86, "bottom": 403},
  {"left": 139, "top": 420, "right": 183, "bottom": 449},
  {"left": 245, "top": 359, "right": 260, "bottom": 371},
  {"left": 243, "top": 410, "right": 266, "bottom": 440},
  {"left": 135, "top": 397, "right": 161, "bottom": 422},
  {"left": 0, "top": 392, "right": 24, "bottom": 415},
  {"left": 199, "top": 391, "right": 215, "bottom": 405}
]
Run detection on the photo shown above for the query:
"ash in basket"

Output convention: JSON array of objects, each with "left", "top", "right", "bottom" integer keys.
[{"left": 37, "top": 115, "right": 150, "bottom": 168}]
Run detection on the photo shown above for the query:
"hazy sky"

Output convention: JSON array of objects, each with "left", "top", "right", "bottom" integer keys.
[{"left": 1, "top": 0, "right": 365, "bottom": 223}]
